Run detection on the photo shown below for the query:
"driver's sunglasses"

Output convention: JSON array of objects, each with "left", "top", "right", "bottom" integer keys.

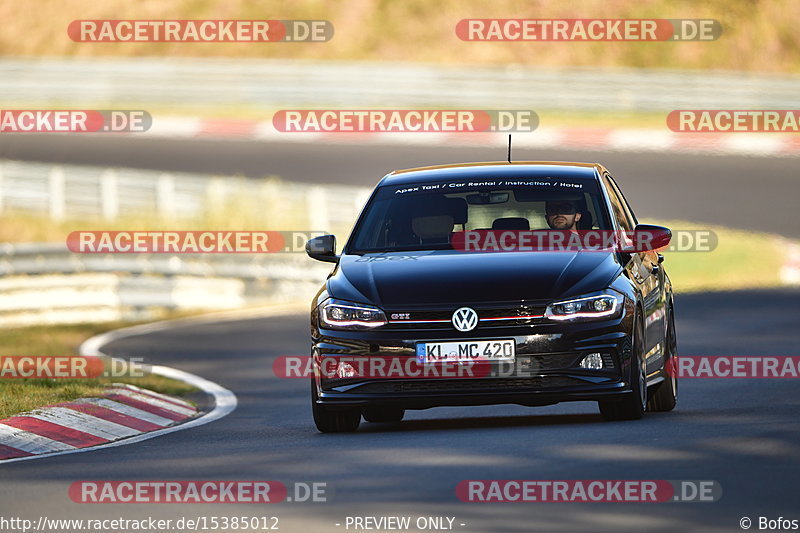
[{"left": 545, "top": 203, "right": 577, "bottom": 215}]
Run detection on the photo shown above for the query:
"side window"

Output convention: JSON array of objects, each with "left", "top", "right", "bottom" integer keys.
[
  {"left": 607, "top": 175, "right": 638, "bottom": 227},
  {"left": 602, "top": 175, "right": 634, "bottom": 232}
]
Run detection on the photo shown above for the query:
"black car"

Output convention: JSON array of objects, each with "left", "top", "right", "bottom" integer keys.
[{"left": 306, "top": 162, "right": 678, "bottom": 432}]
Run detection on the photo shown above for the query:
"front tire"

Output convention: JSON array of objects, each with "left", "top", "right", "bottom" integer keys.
[
  {"left": 647, "top": 306, "right": 678, "bottom": 412},
  {"left": 599, "top": 312, "right": 646, "bottom": 421},
  {"left": 311, "top": 379, "right": 360, "bottom": 433}
]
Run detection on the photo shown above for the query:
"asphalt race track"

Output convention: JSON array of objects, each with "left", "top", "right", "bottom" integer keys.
[
  {"left": 1, "top": 289, "right": 799, "bottom": 532},
  {"left": 1, "top": 135, "right": 799, "bottom": 238},
  {"left": 1, "top": 142, "right": 799, "bottom": 532}
]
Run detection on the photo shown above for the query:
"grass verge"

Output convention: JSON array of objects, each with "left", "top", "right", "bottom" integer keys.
[
  {"left": 0, "top": 322, "right": 198, "bottom": 419},
  {"left": 644, "top": 219, "right": 787, "bottom": 292}
]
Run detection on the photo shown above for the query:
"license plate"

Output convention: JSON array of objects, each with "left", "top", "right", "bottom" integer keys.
[{"left": 416, "top": 339, "right": 515, "bottom": 364}]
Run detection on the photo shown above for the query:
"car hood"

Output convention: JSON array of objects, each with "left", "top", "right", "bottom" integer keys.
[{"left": 328, "top": 250, "right": 622, "bottom": 306}]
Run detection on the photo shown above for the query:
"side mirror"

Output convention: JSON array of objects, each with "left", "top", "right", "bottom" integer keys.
[
  {"left": 306, "top": 235, "right": 339, "bottom": 263},
  {"left": 631, "top": 224, "right": 672, "bottom": 252}
]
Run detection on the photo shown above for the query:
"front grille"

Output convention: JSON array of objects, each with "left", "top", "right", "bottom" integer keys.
[
  {"left": 385, "top": 305, "right": 548, "bottom": 330},
  {"left": 351, "top": 376, "right": 588, "bottom": 394},
  {"left": 319, "top": 353, "right": 585, "bottom": 391}
]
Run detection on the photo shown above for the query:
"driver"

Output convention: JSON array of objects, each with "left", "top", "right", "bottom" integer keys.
[{"left": 544, "top": 200, "right": 582, "bottom": 231}]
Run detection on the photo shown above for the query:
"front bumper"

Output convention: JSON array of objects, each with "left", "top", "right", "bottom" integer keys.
[{"left": 312, "top": 311, "right": 635, "bottom": 410}]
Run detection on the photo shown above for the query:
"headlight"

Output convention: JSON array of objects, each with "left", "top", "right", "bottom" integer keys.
[
  {"left": 545, "top": 290, "right": 624, "bottom": 321},
  {"left": 319, "top": 298, "right": 387, "bottom": 330}
]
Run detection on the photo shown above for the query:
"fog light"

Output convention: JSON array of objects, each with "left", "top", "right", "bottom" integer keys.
[
  {"left": 580, "top": 352, "right": 604, "bottom": 370},
  {"left": 336, "top": 362, "right": 357, "bottom": 378},
  {"left": 592, "top": 299, "right": 612, "bottom": 312}
]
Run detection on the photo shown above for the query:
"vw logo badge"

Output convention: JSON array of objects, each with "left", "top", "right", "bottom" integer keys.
[{"left": 452, "top": 307, "right": 478, "bottom": 332}]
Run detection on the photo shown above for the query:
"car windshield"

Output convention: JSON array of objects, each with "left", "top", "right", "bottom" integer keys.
[{"left": 346, "top": 177, "right": 611, "bottom": 253}]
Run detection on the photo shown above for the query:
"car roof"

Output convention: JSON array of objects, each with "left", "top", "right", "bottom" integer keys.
[{"left": 377, "top": 161, "right": 606, "bottom": 187}]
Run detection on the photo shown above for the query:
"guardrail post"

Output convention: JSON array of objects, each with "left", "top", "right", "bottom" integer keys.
[
  {"left": 307, "top": 186, "right": 329, "bottom": 232},
  {"left": 48, "top": 166, "right": 65, "bottom": 220},
  {"left": 354, "top": 190, "right": 370, "bottom": 214},
  {"left": 157, "top": 173, "right": 176, "bottom": 219},
  {"left": 205, "top": 177, "right": 228, "bottom": 219},
  {"left": 0, "top": 161, "right": 4, "bottom": 214},
  {"left": 100, "top": 169, "right": 119, "bottom": 220}
]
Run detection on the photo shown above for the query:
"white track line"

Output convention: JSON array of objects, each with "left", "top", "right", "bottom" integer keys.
[
  {"left": 78, "top": 303, "right": 306, "bottom": 358},
  {"left": 0, "top": 305, "right": 308, "bottom": 464},
  {"left": 0, "top": 309, "right": 252, "bottom": 464}
]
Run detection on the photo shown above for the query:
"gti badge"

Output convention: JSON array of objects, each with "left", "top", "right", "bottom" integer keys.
[{"left": 452, "top": 307, "right": 478, "bottom": 332}]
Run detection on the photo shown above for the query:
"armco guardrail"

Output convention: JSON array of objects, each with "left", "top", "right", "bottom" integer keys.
[
  {"left": 0, "top": 244, "right": 332, "bottom": 327},
  {"left": 0, "top": 159, "right": 371, "bottom": 236},
  {"left": 1, "top": 58, "right": 799, "bottom": 112},
  {"left": 0, "top": 160, "right": 369, "bottom": 327}
]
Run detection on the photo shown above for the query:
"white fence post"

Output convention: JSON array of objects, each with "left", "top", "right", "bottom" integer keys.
[
  {"left": 48, "top": 166, "right": 65, "bottom": 220},
  {"left": 0, "top": 161, "right": 4, "bottom": 214},
  {"left": 354, "top": 190, "right": 370, "bottom": 215},
  {"left": 204, "top": 177, "right": 228, "bottom": 220},
  {"left": 4, "top": 160, "right": 370, "bottom": 231},
  {"left": 156, "top": 173, "right": 176, "bottom": 219},
  {"left": 307, "top": 186, "right": 329, "bottom": 231},
  {"left": 100, "top": 169, "right": 119, "bottom": 220}
]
